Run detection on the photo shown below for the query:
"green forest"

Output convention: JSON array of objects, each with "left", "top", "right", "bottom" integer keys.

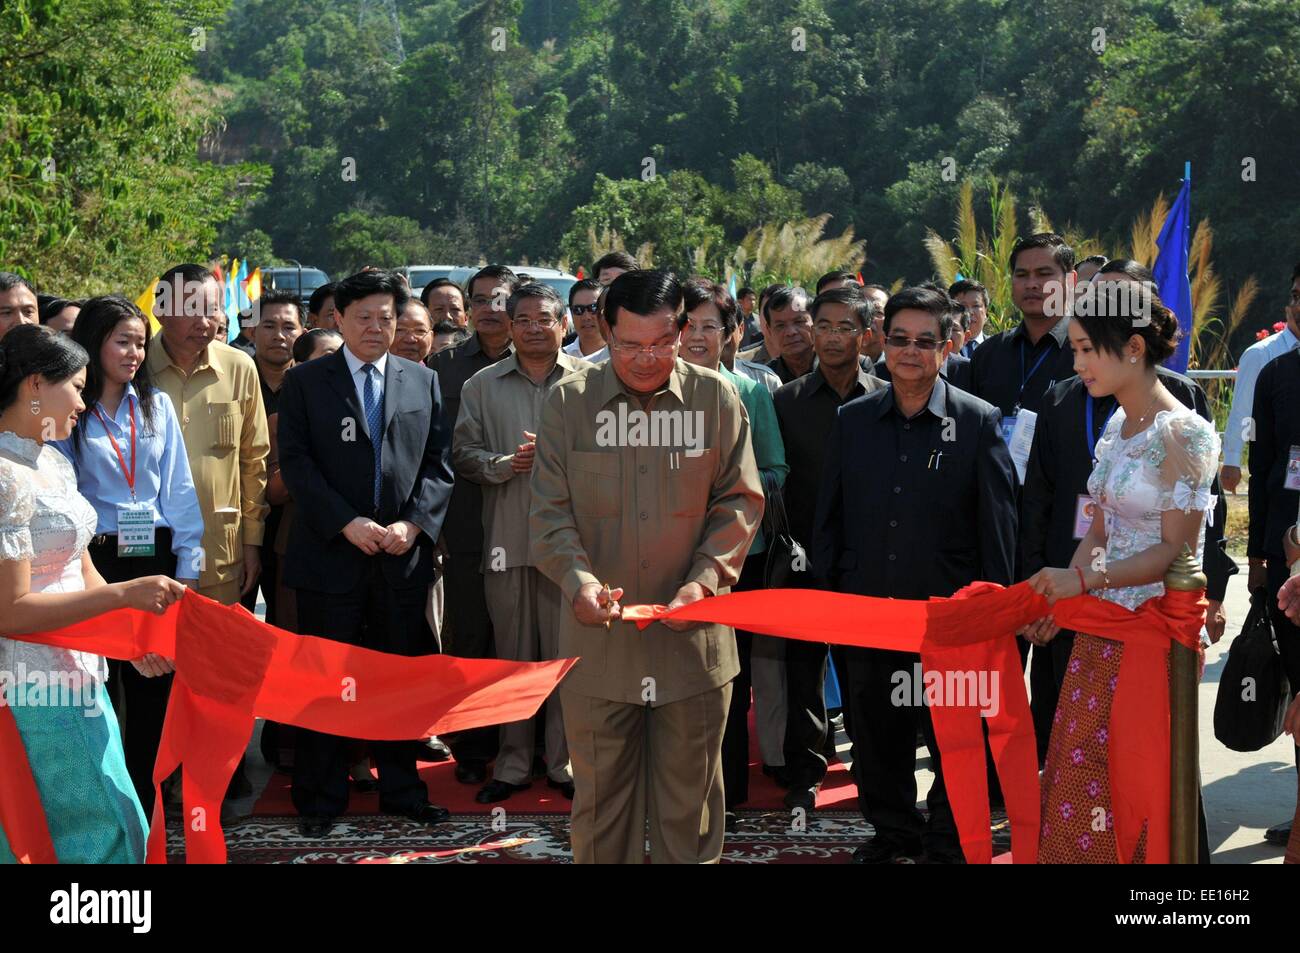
[{"left": 2, "top": 0, "right": 1298, "bottom": 358}]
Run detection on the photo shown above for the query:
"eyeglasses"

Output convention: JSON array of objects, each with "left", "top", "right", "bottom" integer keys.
[
  {"left": 814, "top": 324, "right": 863, "bottom": 338},
  {"left": 610, "top": 340, "right": 679, "bottom": 359},
  {"left": 684, "top": 321, "right": 725, "bottom": 336},
  {"left": 512, "top": 316, "right": 559, "bottom": 330},
  {"left": 571, "top": 303, "right": 600, "bottom": 316},
  {"left": 884, "top": 335, "right": 944, "bottom": 351}
]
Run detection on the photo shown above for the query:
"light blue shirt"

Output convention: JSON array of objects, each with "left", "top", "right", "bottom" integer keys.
[
  {"left": 1223, "top": 325, "right": 1300, "bottom": 466},
  {"left": 52, "top": 383, "right": 204, "bottom": 576}
]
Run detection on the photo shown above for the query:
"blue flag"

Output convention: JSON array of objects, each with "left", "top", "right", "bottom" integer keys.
[
  {"left": 1154, "top": 166, "right": 1193, "bottom": 373},
  {"left": 728, "top": 274, "right": 737, "bottom": 299}
]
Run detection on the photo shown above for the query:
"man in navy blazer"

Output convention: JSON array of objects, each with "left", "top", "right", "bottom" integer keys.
[
  {"left": 277, "top": 268, "right": 455, "bottom": 837},
  {"left": 812, "top": 286, "right": 1017, "bottom": 865}
]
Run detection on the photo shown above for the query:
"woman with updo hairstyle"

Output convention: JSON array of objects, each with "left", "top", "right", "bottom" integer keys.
[
  {"left": 1021, "top": 266, "right": 1221, "bottom": 862},
  {"left": 0, "top": 324, "right": 185, "bottom": 864},
  {"left": 49, "top": 295, "right": 204, "bottom": 818}
]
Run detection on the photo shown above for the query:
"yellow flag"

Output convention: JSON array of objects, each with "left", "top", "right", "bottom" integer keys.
[
  {"left": 135, "top": 278, "right": 161, "bottom": 333},
  {"left": 246, "top": 266, "right": 262, "bottom": 302}
]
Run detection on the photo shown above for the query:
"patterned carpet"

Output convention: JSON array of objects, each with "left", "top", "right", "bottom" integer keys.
[{"left": 168, "top": 809, "right": 1013, "bottom": 864}]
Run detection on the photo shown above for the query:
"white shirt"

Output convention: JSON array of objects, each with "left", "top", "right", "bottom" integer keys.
[
  {"left": 341, "top": 345, "right": 387, "bottom": 419},
  {"left": 563, "top": 338, "right": 609, "bottom": 363},
  {"left": 1223, "top": 326, "right": 1300, "bottom": 467}
]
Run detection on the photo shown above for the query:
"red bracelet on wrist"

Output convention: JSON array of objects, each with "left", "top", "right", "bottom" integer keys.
[{"left": 1075, "top": 566, "right": 1087, "bottom": 593}]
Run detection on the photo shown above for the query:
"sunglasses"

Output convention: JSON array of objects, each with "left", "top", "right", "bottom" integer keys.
[{"left": 571, "top": 303, "right": 600, "bottom": 316}]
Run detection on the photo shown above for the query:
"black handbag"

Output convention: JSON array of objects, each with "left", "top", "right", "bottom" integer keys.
[
  {"left": 762, "top": 475, "right": 813, "bottom": 589},
  {"left": 1213, "top": 587, "right": 1291, "bottom": 752}
]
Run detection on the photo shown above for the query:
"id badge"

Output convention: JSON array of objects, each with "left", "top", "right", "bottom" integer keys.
[
  {"left": 1001, "top": 413, "right": 1018, "bottom": 445},
  {"left": 116, "top": 501, "right": 156, "bottom": 557},
  {"left": 1073, "top": 494, "right": 1097, "bottom": 539},
  {"left": 1286, "top": 446, "right": 1300, "bottom": 491}
]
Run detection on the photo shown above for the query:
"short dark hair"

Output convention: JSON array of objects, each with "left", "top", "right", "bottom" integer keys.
[
  {"left": 291, "top": 327, "right": 342, "bottom": 363},
  {"left": 883, "top": 286, "right": 956, "bottom": 340},
  {"left": 1072, "top": 276, "right": 1179, "bottom": 366},
  {"left": 307, "top": 281, "right": 337, "bottom": 317},
  {"left": 762, "top": 286, "right": 810, "bottom": 325},
  {"left": 333, "top": 269, "right": 409, "bottom": 316},
  {"left": 948, "top": 279, "right": 989, "bottom": 307},
  {"left": 0, "top": 323, "right": 89, "bottom": 414},
  {"left": 255, "top": 288, "right": 304, "bottom": 324},
  {"left": 567, "top": 277, "right": 602, "bottom": 306},
  {"left": 419, "top": 278, "right": 465, "bottom": 308},
  {"left": 0, "top": 273, "right": 37, "bottom": 296},
  {"left": 1009, "top": 232, "right": 1075, "bottom": 275},
  {"left": 758, "top": 283, "right": 783, "bottom": 310},
  {"left": 682, "top": 278, "right": 739, "bottom": 334},
  {"left": 465, "top": 265, "right": 519, "bottom": 301},
  {"left": 592, "top": 251, "right": 638, "bottom": 276},
  {"left": 1096, "top": 259, "right": 1155, "bottom": 284},
  {"left": 506, "top": 281, "right": 564, "bottom": 320},
  {"left": 811, "top": 286, "right": 872, "bottom": 328},
  {"left": 737, "top": 286, "right": 755, "bottom": 299},
  {"left": 38, "top": 297, "right": 79, "bottom": 324},
  {"left": 815, "top": 270, "right": 859, "bottom": 294},
  {"left": 603, "top": 270, "right": 684, "bottom": 329}
]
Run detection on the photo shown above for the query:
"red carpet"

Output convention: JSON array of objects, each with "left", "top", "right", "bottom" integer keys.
[{"left": 250, "top": 708, "right": 859, "bottom": 816}]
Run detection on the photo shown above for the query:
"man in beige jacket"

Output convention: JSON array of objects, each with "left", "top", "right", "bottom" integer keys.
[
  {"left": 147, "top": 263, "right": 269, "bottom": 606},
  {"left": 530, "top": 270, "right": 763, "bottom": 864}
]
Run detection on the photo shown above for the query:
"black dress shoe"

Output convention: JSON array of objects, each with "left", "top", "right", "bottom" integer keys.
[
  {"left": 454, "top": 760, "right": 488, "bottom": 784},
  {"left": 783, "top": 786, "right": 818, "bottom": 812},
  {"left": 298, "top": 815, "right": 334, "bottom": 837},
  {"left": 1265, "top": 820, "right": 1293, "bottom": 846},
  {"left": 724, "top": 810, "right": 738, "bottom": 834},
  {"left": 851, "top": 837, "right": 920, "bottom": 864},
  {"left": 391, "top": 803, "right": 451, "bottom": 825},
  {"left": 475, "top": 779, "right": 532, "bottom": 804},
  {"left": 546, "top": 777, "right": 575, "bottom": 799},
  {"left": 351, "top": 778, "right": 379, "bottom": 794},
  {"left": 424, "top": 736, "right": 452, "bottom": 761}
]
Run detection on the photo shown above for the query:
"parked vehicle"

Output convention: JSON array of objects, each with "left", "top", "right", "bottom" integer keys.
[
  {"left": 401, "top": 264, "right": 578, "bottom": 307},
  {"left": 262, "top": 266, "right": 331, "bottom": 307}
]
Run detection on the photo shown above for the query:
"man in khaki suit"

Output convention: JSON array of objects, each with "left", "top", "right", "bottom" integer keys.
[
  {"left": 453, "top": 282, "right": 583, "bottom": 804},
  {"left": 147, "top": 263, "right": 269, "bottom": 606},
  {"left": 530, "top": 270, "right": 763, "bottom": 864}
]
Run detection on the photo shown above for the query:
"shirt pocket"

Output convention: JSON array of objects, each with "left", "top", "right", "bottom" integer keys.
[
  {"left": 569, "top": 451, "right": 621, "bottom": 518},
  {"left": 665, "top": 451, "right": 714, "bottom": 517},
  {"left": 208, "top": 401, "right": 239, "bottom": 452}
]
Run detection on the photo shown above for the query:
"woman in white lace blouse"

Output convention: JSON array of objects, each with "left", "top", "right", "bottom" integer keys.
[
  {"left": 1022, "top": 283, "right": 1219, "bottom": 863},
  {"left": 0, "top": 324, "right": 185, "bottom": 864}
]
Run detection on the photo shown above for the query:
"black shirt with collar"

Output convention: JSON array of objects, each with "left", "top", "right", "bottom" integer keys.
[
  {"left": 1248, "top": 348, "right": 1300, "bottom": 563},
  {"left": 427, "top": 332, "right": 513, "bottom": 554},
  {"left": 1021, "top": 368, "right": 1235, "bottom": 600},
  {"left": 968, "top": 317, "right": 1076, "bottom": 416},
  {"left": 768, "top": 354, "right": 817, "bottom": 386},
  {"left": 811, "top": 376, "right": 1017, "bottom": 600},
  {"left": 772, "top": 366, "right": 886, "bottom": 549}
]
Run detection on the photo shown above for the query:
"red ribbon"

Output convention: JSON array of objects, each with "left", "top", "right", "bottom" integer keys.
[
  {"left": 0, "top": 590, "right": 576, "bottom": 864},
  {"left": 625, "top": 580, "right": 1204, "bottom": 864}
]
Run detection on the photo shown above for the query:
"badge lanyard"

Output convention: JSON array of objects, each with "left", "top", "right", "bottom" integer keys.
[
  {"left": 93, "top": 396, "right": 137, "bottom": 501},
  {"left": 1085, "top": 395, "right": 1117, "bottom": 465},
  {"left": 1014, "top": 337, "right": 1053, "bottom": 414}
]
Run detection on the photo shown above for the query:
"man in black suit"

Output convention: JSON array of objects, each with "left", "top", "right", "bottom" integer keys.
[
  {"left": 277, "top": 269, "right": 455, "bottom": 837},
  {"left": 812, "top": 285, "right": 1017, "bottom": 864}
]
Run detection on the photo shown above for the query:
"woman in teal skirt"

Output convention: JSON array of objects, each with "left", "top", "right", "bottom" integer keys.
[{"left": 0, "top": 320, "right": 185, "bottom": 863}]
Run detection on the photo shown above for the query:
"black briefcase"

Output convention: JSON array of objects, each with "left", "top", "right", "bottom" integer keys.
[{"left": 1214, "top": 587, "right": 1291, "bottom": 752}]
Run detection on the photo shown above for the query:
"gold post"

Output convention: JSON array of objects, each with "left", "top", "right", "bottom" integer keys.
[{"left": 1164, "top": 543, "right": 1205, "bottom": 864}]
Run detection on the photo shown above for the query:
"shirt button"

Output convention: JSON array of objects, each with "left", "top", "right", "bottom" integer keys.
[
  {"left": 639, "top": 465, "right": 647, "bottom": 474},
  {"left": 903, "top": 423, "right": 911, "bottom": 430},
  {"left": 183, "top": 417, "right": 189, "bottom": 425},
  {"left": 893, "top": 486, "right": 901, "bottom": 494},
  {"left": 899, "top": 454, "right": 907, "bottom": 462},
  {"left": 888, "top": 553, "right": 896, "bottom": 561},
  {"left": 890, "top": 520, "right": 898, "bottom": 528},
  {"left": 641, "top": 560, "right": 649, "bottom": 569},
  {"left": 640, "top": 512, "right": 648, "bottom": 520}
]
